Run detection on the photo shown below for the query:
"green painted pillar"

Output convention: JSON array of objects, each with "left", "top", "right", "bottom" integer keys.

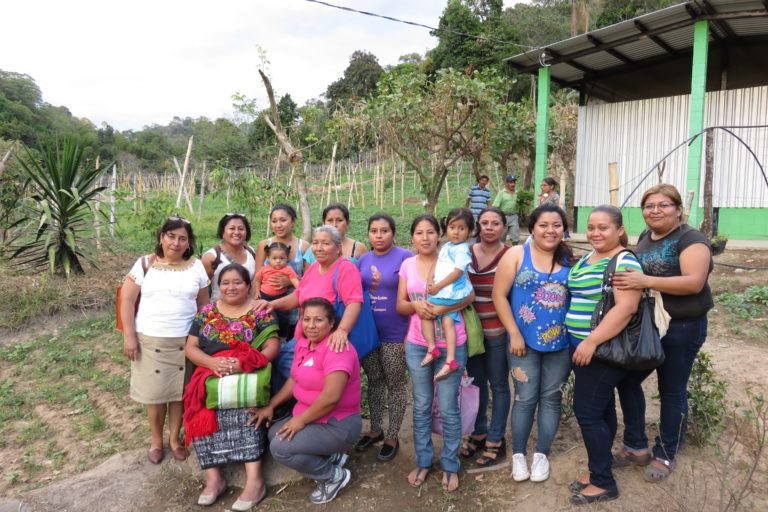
[
  {"left": 686, "top": 20, "right": 709, "bottom": 228},
  {"left": 534, "top": 66, "right": 551, "bottom": 188}
]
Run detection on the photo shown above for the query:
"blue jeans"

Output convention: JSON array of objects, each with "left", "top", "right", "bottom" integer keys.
[
  {"left": 406, "top": 342, "right": 468, "bottom": 473},
  {"left": 465, "top": 334, "right": 511, "bottom": 443},
  {"left": 271, "top": 338, "right": 296, "bottom": 395},
  {"left": 572, "top": 348, "right": 635, "bottom": 492},
  {"left": 508, "top": 347, "right": 571, "bottom": 455},
  {"left": 618, "top": 316, "right": 708, "bottom": 461}
]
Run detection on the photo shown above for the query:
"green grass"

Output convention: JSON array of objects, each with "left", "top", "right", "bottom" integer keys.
[{"left": 717, "top": 285, "right": 768, "bottom": 340}]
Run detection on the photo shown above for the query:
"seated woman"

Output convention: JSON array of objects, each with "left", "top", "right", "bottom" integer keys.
[
  {"left": 183, "top": 264, "right": 280, "bottom": 511},
  {"left": 251, "top": 298, "right": 362, "bottom": 505}
]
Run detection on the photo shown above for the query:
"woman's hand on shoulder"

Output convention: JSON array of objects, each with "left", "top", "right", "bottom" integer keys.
[
  {"left": 328, "top": 329, "right": 351, "bottom": 353},
  {"left": 251, "top": 298, "right": 272, "bottom": 313},
  {"left": 612, "top": 268, "right": 647, "bottom": 290}
]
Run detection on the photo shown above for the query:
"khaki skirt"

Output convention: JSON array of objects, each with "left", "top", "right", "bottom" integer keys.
[{"left": 130, "top": 334, "right": 187, "bottom": 404}]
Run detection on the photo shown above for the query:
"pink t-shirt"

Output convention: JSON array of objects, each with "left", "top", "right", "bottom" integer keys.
[
  {"left": 399, "top": 256, "right": 467, "bottom": 348},
  {"left": 293, "top": 258, "right": 363, "bottom": 338},
  {"left": 291, "top": 334, "right": 361, "bottom": 423},
  {"left": 256, "top": 265, "right": 298, "bottom": 296}
]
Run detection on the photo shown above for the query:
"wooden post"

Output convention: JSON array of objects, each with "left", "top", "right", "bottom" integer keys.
[
  {"left": 109, "top": 164, "right": 117, "bottom": 237},
  {"left": 608, "top": 162, "right": 619, "bottom": 207},
  {"left": 197, "top": 161, "right": 207, "bottom": 222},
  {"left": 176, "top": 136, "right": 194, "bottom": 210},
  {"left": 559, "top": 167, "right": 568, "bottom": 210},
  {"left": 172, "top": 156, "right": 195, "bottom": 213},
  {"left": 359, "top": 164, "right": 366, "bottom": 208},
  {"left": 401, "top": 164, "right": 405, "bottom": 216},
  {"left": 94, "top": 175, "right": 102, "bottom": 251},
  {"left": 683, "top": 190, "right": 695, "bottom": 223},
  {"left": 701, "top": 129, "right": 714, "bottom": 237},
  {"left": 137, "top": 171, "right": 143, "bottom": 211}
]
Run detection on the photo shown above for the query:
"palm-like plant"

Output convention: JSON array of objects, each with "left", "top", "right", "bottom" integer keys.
[{"left": 13, "top": 138, "right": 108, "bottom": 275}]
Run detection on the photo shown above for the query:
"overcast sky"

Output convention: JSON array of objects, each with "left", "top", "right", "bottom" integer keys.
[{"left": 1, "top": 0, "right": 526, "bottom": 131}]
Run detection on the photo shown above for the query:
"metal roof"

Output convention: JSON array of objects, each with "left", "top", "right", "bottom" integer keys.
[{"left": 506, "top": 0, "right": 768, "bottom": 99}]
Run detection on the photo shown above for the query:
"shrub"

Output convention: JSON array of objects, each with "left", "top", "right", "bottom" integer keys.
[{"left": 688, "top": 350, "right": 728, "bottom": 445}]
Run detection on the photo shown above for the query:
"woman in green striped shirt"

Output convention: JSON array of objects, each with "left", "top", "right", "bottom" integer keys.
[{"left": 564, "top": 205, "right": 644, "bottom": 505}]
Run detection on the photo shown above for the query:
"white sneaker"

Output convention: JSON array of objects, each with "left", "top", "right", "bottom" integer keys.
[
  {"left": 530, "top": 452, "right": 550, "bottom": 482},
  {"left": 511, "top": 453, "right": 530, "bottom": 481}
]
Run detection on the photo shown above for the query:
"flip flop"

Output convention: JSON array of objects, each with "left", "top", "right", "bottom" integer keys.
[
  {"left": 407, "top": 467, "right": 431, "bottom": 487},
  {"left": 644, "top": 457, "right": 675, "bottom": 482},
  {"left": 460, "top": 436, "right": 486, "bottom": 458}
]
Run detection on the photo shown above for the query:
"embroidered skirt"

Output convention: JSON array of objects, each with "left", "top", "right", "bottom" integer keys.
[{"left": 193, "top": 408, "right": 266, "bottom": 469}]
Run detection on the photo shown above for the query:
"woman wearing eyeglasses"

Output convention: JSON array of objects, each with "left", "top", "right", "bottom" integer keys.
[
  {"left": 202, "top": 214, "right": 257, "bottom": 301},
  {"left": 120, "top": 217, "right": 210, "bottom": 464},
  {"left": 611, "top": 184, "right": 713, "bottom": 482}
]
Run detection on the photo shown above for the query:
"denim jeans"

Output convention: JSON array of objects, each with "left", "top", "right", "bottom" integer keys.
[
  {"left": 572, "top": 352, "right": 634, "bottom": 491},
  {"left": 508, "top": 347, "right": 570, "bottom": 455},
  {"left": 465, "top": 334, "right": 510, "bottom": 443},
  {"left": 271, "top": 338, "right": 296, "bottom": 395},
  {"left": 618, "top": 316, "right": 708, "bottom": 461},
  {"left": 405, "top": 342, "right": 468, "bottom": 473}
]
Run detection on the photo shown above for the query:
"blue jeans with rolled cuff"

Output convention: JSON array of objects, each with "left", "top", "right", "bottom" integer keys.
[{"left": 406, "top": 342, "right": 468, "bottom": 474}]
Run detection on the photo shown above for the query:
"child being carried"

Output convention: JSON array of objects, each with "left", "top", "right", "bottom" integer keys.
[
  {"left": 254, "top": 242, "right": 300, "bottom": 339},
  {"left": 421, "top": 208, "right": 475, "bottom": 381}
]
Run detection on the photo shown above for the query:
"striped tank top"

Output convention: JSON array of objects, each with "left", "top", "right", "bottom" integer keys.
[
  {"left": 468, "top": 244, "right": 509, "bottom": 338},
  {"left": 565, "top": 251, "right": 643, "bottom": 343},
  {"left": 511, "top": 243, "right": 570, "bottom": 352}
]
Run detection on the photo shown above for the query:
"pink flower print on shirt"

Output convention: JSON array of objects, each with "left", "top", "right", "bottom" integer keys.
[{"left": 518, "top": 304, "right": 536, "bottom": 324}]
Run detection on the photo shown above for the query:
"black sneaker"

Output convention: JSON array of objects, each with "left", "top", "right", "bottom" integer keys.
[{"left": 377, "top": 441, "right": 399, "bottom": 461}]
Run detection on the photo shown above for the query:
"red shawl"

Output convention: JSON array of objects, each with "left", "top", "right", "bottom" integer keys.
[{"left": 183, "top": 341, "right": 268, "bottom": 446}]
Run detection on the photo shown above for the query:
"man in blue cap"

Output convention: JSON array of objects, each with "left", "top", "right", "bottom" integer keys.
[{"left": 493, "top": 175, "right": 519, "bottom": 245}]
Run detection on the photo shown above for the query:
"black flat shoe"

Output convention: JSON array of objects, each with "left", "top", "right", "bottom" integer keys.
[
  {"left": 355, "top": 432, "right": 384, "bottom": 452},
  {"left": 377, "top": 441, "right": 399, "bottom": 461},
  {"left": 569, "top": 488, "right": 619, "bottom": 505},
  {"left": 568, "top": 480, "right": 588, "bottom": 493}
]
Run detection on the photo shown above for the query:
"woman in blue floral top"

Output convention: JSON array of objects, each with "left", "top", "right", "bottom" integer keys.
[{"left": 184, "top": 263, "right": 280, "bottom": 511}]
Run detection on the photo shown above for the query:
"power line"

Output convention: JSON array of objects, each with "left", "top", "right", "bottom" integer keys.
[{"left": 302, "top": 0, "right": 538, "bottom": 50}]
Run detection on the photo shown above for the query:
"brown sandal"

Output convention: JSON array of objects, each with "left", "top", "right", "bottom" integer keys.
[
  {"left": 612, "top": 447, "right": 651, "bottom": 468},
  {"left": 644, "top": 457, "right": 675, "bottom": 482},
  {"left": 460, "top": 436, "right": 486, "bottom": 458},
  {"left": 475, "top": 438, "right": 506, "bottom": 467}
]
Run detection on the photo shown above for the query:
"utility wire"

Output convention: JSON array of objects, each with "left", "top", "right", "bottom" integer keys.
[{"left": 303, "top": 0, "right": 538, "bottom": 50}]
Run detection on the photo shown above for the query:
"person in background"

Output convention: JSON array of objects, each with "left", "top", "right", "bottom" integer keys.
[
  {"left": 538, "top": 177, "right": 560, "bottom": 207},
  {"left": 355, "top": 213, "right": 413, "bottom": 461},
  {"left": 493, "top": 203, "right": 573, "bottom": 482},
  {"left": 463, "top": 207, "right": 510, "bottom": 468},
  {"left": 565, "top": 205, "right": 644, "bottom": 505},
  {"left": 612, "top": 184, "right": 713, "bottom": 482},
  {"left": 251, "top": 298, "right": 362, "bottom": 505},
  {"left": 120, "top": 217, "right": 210, "bottom": 465},
  {"left": 466, "top": 175, "right": 492, "bottom": 221},
  {"left": 304, "top": 203, "right": 368, "bottom": 264},
  {"left": 493, "top": 175, "right": 519, "bottom": 246},
  {"left": 202, "top": 214, "right": 256, "bottom": 301}
]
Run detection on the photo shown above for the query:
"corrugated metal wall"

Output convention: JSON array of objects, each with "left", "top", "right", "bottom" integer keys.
[{"left": 575, "top": 85, "right": 768, "bottom": 207}]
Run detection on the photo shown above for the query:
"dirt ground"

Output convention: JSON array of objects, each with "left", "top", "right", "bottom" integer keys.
[{"left": 2, "top": 249, "right": 767, "bottom": 512}]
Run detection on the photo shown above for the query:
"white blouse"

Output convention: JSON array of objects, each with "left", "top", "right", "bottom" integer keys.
[{"left": 129, "top": 257, "right": 210, "bottom": 337}]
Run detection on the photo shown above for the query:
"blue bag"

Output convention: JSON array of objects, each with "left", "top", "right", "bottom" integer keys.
[{"left": 332, "top": 265, "right": 380, "bottom": 359}]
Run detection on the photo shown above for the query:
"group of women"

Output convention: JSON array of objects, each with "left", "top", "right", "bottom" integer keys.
[{"left": 120, "top": 182, "right": 712, "bottom": 507}]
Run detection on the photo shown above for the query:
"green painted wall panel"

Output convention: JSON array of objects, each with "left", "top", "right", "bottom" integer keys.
[{"left": 576, "top": 207, "right": 768, "bottom": 240}]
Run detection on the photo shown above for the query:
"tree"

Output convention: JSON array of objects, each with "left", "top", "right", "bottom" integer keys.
[
  {"left": 325, "top": 51, "right": 384, "bottom": 108},
  {"left": 594, "top": 0, "right": 679, "bottom": 28},
  {"left": 368, "top": 67, "right": 503, "bottom": 213},
  {"left": 13, "top": 138, "right": 108, "bottom": 275}
]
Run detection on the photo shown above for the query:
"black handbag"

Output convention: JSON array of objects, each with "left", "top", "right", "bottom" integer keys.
[{"left": 591, "top": 250, "right": 665, "bottom": 371}]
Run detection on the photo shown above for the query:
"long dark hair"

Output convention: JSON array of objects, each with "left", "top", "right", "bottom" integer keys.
[
  {"left": 216, "top": 213, "right": 252, "bottom": 241},
  {"left": 590, "top": 204, "right": 629, "bottom": 247},
  {"left": 322, "top": 203, "right": 350, "bottom": 222},
  {"left": 528, "top": 203, "right": 575, "bottom": 272},
  {"left": 155, "top": 217, "right": 195, "bottom": 259},
  {"left": 410, "top": 214, "right": 440, "bottom": 236}
]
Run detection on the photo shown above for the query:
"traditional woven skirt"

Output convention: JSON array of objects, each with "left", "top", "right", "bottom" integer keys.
[
  {"left": 193, "top": 408, "right": 266, "bottom": 469},
  {"left": 130, "top": 334, "right": 186, "bottom": 404}
]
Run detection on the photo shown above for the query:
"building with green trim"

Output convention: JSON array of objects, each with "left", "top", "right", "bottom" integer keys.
[{"left": 507, "top": 0, "right": 768, "bottom": 240}]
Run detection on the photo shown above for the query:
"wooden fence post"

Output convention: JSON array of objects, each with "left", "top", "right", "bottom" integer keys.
[{"left": 608, "top": 162, "right": 619, "bottom": 207}]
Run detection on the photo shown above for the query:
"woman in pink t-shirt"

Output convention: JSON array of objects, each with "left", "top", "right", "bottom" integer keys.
[
  {"left": 397, "top": 214, "right": 474, "bottom": 493},
  {"left": 253, "top": 226, "right": 362, "bottom": 393},
  {"left": 251, "top": 298, "right": 362, "bottom": 505}
]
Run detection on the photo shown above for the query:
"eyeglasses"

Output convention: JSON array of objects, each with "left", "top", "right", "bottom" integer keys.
[
  {"left": 167, "top": 216, "right": 191, "bottom": 224},
  {"left": 642, "top": 202, "right": 677, "bottom": 212}
]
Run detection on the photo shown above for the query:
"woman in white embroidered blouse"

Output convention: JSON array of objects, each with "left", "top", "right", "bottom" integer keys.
[{"left": 119, "top": 217, "right": 210, "bottom": 464}]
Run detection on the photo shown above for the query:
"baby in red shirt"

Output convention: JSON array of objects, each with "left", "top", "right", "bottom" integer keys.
[{"left": 255, "top": 242, "right": 300, "bottom": 338}]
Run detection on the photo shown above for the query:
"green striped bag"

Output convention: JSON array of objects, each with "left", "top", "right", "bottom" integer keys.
[
  {"left": 204, "top": 324, "right": 276, "bottom": 409},
  {"left": 205, "top": 364, "right": 271, "bottom": 409}
]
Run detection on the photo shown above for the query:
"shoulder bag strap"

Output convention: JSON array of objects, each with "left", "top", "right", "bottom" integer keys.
[
  {"left": 212, "top": 245, "right": 222, "bottom": 271},
  {"left": 332, "top": 263, "right": 342, "bottom": 307}
]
